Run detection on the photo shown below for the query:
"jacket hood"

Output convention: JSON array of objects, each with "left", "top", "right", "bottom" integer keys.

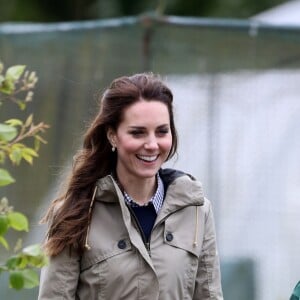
[{"left": 160, "top": 169, "right": 204, "bottom": 209}]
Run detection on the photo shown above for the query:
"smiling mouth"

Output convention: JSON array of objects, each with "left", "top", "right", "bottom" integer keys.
[{"left": 136, "top": 154, "right": 159, "bottom": 162}]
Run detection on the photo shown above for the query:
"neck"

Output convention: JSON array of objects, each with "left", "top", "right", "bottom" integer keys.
[{"left": 116, "top": 174, "right": 157, "bottom": 205}]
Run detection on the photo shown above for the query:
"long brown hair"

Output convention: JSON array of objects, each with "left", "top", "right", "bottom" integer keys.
[{"left": 42, "top": 73, "right": 178, "bottom": 256}]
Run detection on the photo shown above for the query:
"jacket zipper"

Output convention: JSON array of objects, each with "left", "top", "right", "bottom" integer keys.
[
  {"left": 127, "top": 207, "right": 192, "bottom": 257},
  {"left": 127, "top": 201, "right": 202, "bottom": 257},
  {"left": 109, "top": 175, "right": 152, "bottom": 256},
  {"left": 127, "top": 205, "right": 152, "bottom": 256}
]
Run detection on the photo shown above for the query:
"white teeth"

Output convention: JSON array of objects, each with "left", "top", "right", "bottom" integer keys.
[{"left": 137, "top": 155, "right": 158, "bottom": 162}]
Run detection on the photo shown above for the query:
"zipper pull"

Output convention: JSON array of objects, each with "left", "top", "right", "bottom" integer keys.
[{"left": 145, "top": 242, "right": 151, "bottom": 257}]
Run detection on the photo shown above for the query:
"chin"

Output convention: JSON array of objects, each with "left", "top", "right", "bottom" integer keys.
[{"left": 135, "top": 169, "right": 158, "bottom": 179}]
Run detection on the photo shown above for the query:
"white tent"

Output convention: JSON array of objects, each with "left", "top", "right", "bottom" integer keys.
[
  {"left": 166, "top": 69, "right": 300, "bottom": 300},
  {"left": 166, "top": 6, "right": 300, "bottom": 299},
  {"left": 251, "top": 0, "right": 300, "bottom": 26}
]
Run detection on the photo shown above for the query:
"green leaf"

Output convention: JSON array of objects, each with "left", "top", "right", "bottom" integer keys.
[
  {"left": 21, "top": 148, "right": 38, "bottom": 165},
  {"left": 0, "top": 214, "right": 9, "bottom": 235},
  {"left": 0, "top": 168, "right": 15, "bottom": 187},
  {"left": 17, "top": 256, "right": 29, "bottom": 269},
  {"left": 0, "top": 123, "right": 18, "bottom": 142},
  {"left": 24, "top": 114, "right": 33, "bottom": 127},
  {"left": 22, "top": 244, "right": 42, "bottom": 257},
  {"left": 0, "top": 79, "right": 15, "bottom": 94},
  {"left": 6, "top": 65, "right": 26, "bottom": 81},
  {"left": 34, "top": 137, "right": 40, "bottom": 151},
  {"left": 16, "top": 100, "right": 26, "bottom": 110},
  {"left": 9, "top": 271, "right": 24, "bottom": 290},
  {"left": 0, "top": 265, "right": 8, "bottom": 273},
  {"left": 0, "top": 74, "right": 4, "bottom": 85},
  {"left": 0, "top": 151, "right": 5, "bottom": 164},
  {"left": 34, "top": 134, "right": 47, "bottom": 144},
  {"left": 28, "top": 255, "right": 48, "bottom": 268},
  {"left": 0, "top": 235, "right": 9, "bottom": 249},
  {"left": 5, "top": 119, "right": 23, "bottom": 127},
  {"left": 14, "top": 238, "right": 23, "bottom": 252},
  {"left": 22, "top": 153, "right": 33, "bottom": 165},
  {"left": 23, "top": 269, "right": 39, "bottom": 289},
  {"left": 22, "top": 148, "right": 38, "bottom": 156},
  {"left": 7, "top": 212, "right": 29, "bottom": 232},
  {"left": 5, "top": 256, "right": 21, "bottom": 269},
  {"left": 9, "top": 148, "right": 23, "bottom": 165},
  {"left": 22, "top": 244, "right": 48, "bottom": 268}
]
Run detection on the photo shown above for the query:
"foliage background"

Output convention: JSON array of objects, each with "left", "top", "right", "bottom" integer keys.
[
  {"left": 0, "top": 62, "right": 48, "bottom": 291},
  {"left": 0, "top": 0, "right": 289, "bottom": 22}
]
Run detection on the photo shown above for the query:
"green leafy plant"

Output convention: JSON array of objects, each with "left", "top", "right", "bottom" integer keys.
[{"left": 0, "top": 60, "right": 49, "bottom": 290}]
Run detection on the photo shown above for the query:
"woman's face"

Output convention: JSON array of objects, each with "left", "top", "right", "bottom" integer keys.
[{"left": 108, "top": 100, "right": 173, "bottom": 182}]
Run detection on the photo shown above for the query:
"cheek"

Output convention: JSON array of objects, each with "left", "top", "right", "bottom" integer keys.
[
  {"left": 160, "top": 137, "right": 173, "bottom": 153},
  {"left": 117, "top": 138, "right": 142, "bottom": 153}
]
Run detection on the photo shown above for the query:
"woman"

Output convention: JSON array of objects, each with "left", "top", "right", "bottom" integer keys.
[
  {"left": 38, "top": 73, "right": 223, "bottom": 299},
  {"left": 290, "top": 281, "right": 300, "bottom": 300}
]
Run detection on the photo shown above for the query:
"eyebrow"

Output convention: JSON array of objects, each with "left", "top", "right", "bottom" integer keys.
[{"left": 128, "top": 124, "right": 170, "bottom": 129}]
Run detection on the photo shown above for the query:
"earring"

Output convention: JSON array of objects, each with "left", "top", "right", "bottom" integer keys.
[{"left": 112, "top": 146, "right": 116, "bottom": 152}]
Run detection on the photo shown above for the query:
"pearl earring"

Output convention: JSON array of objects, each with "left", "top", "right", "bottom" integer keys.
[{"left": 112, "top": 146, "right": 116, "bottom": 152}]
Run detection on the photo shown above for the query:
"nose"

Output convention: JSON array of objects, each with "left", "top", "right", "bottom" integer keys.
[{"left": 144, "top": 135, "right": 159, "bottom": 150}]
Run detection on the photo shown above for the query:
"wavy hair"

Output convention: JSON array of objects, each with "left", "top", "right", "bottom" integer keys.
[{"left": 42, "top": 73, "right": 178, "bottom": 256}]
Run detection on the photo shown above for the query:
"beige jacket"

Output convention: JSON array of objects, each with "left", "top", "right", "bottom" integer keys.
[{"left": 38, "top": 169, "right": 223, "bottom": 299}]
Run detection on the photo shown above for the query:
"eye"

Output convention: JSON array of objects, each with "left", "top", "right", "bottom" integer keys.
[
  {"left": 156, "top": 128, "right": 170, "bottom": 136},
  {"left": 129, "top": 130, "right": 145, "bottom": 137}
]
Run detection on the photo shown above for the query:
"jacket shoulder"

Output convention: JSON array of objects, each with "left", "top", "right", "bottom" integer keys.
[{"left": 159, "top": 168, "right": 198, "bottom": 186}]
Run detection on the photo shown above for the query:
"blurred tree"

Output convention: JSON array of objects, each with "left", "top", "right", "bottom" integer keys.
[
  {"left": 40, "top": 0, "right": 97, "bottom": 21},
  {"left": 165, "top": 0, "right": 219, "bottom": 17},
  {"left": 0, "top": 0, "right": 47, "bottom": 22},
  {"left": 0, "top": 61, "right": 48, "bottom": 290},
  {"left": 0, "top": 0, "right": 290, "bottom": 22},
  {"left": 0, "top": 0, "right": 97, "bottom": 22},
  {"left": 207, "top": 0, "right": 289, "bottom": 18}
]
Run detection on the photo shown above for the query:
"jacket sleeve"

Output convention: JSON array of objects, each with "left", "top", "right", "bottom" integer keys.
[
  {"left": 193, "top": 200, "right": 224, "bottom": 299},
  {"left": 38, "top": 247, "right": 80, "bottom": 300}
]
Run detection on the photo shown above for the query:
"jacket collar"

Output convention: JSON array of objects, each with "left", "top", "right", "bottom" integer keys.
[{"left": 95, "top": 169, "right": 204, "bottom": 210}]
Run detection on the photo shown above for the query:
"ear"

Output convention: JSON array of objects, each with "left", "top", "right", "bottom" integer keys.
[{"left": 107, "top": 127, "right": 116, "bottom": 146}]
